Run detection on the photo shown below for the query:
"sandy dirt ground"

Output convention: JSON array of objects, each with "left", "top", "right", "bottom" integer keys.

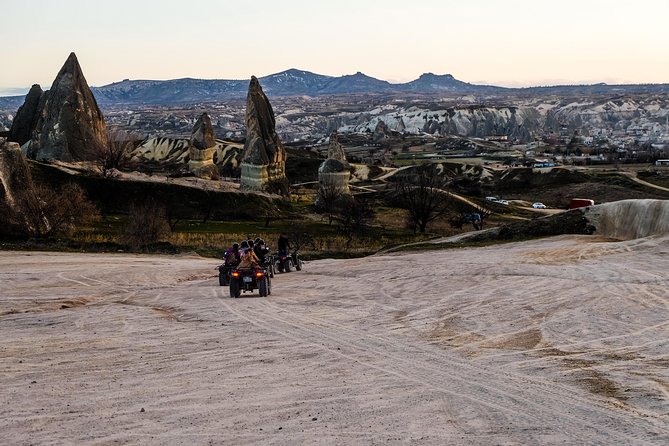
[{"left": 1, "top": 235, "right": 668, "bottom": 445}]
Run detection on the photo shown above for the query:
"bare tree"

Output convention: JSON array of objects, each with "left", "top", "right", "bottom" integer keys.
[
  {"left": 122, "top": 199, "right": 171, "bottom": 249},
  {"left": 339, "top": 195, "right": 375, "bottom": 235},
  {"left": 3, "top": 182, "right": 98, "bottom": 237},
  {"left": 99, "top": 129, "right": 139, "bottom": 177},
  {"left": 315, "top": 182, "right": 346, "bottom": 225},
  {"left": 286, "top": 223, "right": 315, "bottom": 252},
  {"left": 393, "top": 167, "right": 451, "bottom": 233}
]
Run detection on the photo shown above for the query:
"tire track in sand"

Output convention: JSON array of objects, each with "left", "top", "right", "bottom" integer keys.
[{"left": 218, "top": 293, "right": 663, "bottom": 445}]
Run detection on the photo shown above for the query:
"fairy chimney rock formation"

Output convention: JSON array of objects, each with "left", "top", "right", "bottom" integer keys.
[
  {"left": 373, "top": 120, "right": 390, "bottom": 142},
  {"left": 29, "top": 52, "right": 107, "bottom": 162},
  {"left": 188, "top": 112, "right": 217, "bottom": 178},
  {"left": 240, "top": 76, "right": 288, "bottom": 194},
  {"left": 8, "top": 84, "right": 44, "bottom": 146},
  {"left": 326, "top": 131, "right": 348, "bottom": 166},
  {"left": 318, "top": 132, "right": 350, "bottom": 195}
]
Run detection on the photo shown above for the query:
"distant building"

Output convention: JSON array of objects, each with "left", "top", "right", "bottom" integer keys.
[
  {"left": 485, "top": 135, "right": 508, "bottom": 142},
  {"left": 655, "top": 159, "right": 669, "bottom": 166}
]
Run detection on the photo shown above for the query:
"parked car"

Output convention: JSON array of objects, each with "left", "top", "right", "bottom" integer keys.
[
  {"left": 532, "top": 202, "right": 547, "bottom": 209},
  {"left": 494, "top": 199, "right": 509, "bottom": 205},
  {"left": 569, "top": 198, "right": 595, "bottom": 209}
]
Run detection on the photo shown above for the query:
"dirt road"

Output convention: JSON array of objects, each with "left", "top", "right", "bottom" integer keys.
[{"left": 1, "top": 236, "right": 668, "bottom": 445}]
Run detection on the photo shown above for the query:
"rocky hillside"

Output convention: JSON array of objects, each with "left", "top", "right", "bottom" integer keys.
[{"left": 316, "top": 95, "right": 669, "bottom": 143}]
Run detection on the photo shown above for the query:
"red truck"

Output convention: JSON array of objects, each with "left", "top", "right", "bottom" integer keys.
[{"left": 569, "top": 198, "right": 595, "bottom": 209}]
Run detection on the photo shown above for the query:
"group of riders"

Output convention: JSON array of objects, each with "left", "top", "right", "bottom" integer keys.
[{"left": 222, "top": 233, "right": 291, "bottom": 270}]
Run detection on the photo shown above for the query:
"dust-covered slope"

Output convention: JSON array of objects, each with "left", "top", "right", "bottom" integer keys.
[
  {"left": 1, "top": 234, "right": 667, "bottom": 444},
  {"left": 585, "top": 199, "right": 669, "bottom": 240}
]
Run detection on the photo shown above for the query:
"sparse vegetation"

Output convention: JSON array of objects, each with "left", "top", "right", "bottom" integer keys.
[
  {"left": 122, "top": 199, "right": 172, "bottom": 249},
  {"left": 315, "top": 182, "right": 346, "bottom": 225},
  {"left": 0, "top": 181, "right": 98, "bottom": 238},
  {"left": 98, "top": 129, "right": 139, "bottom": 177},
  {"left": 391, "top": 166, "right": 451, "bottom": 233}
]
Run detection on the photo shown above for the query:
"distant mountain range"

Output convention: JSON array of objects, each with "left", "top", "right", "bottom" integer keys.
[
  {"left": 2, "top": 69, "right": 669, "bottom": 108},
  {"left": 87, "top": 69, "right": 508, "bottom": 105}
]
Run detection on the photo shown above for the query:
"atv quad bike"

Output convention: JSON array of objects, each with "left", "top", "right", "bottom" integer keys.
[
  {"left": 276, "top": 250, "right": 302, "bottom": 273},
  {"left": 229, "top": 267, "right": 271, "bottom": 298}
]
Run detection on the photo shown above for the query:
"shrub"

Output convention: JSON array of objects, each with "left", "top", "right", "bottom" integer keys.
[{"left": 122, "top": 199, "right": 172, "bottom": 249}]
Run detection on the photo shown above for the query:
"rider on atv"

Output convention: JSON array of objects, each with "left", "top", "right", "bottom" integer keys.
[
  {"left": 238, "top": 241, "right": 260, "bottom": 269},
  {"left": 224, "top": 243, "right": 241, "bottom": 267},
  {"left": 254, "top": 239, "right": 270, "bottom": 264},
  {"left": 277, "top": 232, "right": 291, "bottom": 257}
]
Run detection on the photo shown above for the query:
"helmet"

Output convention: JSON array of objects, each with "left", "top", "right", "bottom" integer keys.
[
  {"left": 258, "top": 239, "right": 265, "bottom": 246},
  {"left": 254, "top": 237, "right": 261, "bottom": 244},
  {"left": 232, "top": 243, "right": 239, "bottom": 251},
  {"left": 240, "top": 240, "right": 249, "bottom": 249},
  {"left": 248, "top": 239, "right": 255, "bottom": 247}
]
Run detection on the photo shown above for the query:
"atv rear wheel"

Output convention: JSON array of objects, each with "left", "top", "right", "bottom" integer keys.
[
  {"left": 295, "top": 259, "right": 302, "bottom": 271},
  {"left": 258, "top": 277, "right": 269, "bottom": 297}
]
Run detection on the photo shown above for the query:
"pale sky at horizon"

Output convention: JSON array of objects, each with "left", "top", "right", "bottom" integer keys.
[{"left": 2, "top": 0, "right": 668, "bottom": 95}]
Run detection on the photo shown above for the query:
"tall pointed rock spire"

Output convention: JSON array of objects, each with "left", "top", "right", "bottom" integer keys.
[
  {"left": 240, "top": 76, "right": 288, "bottom": 194},
  {"left": 241, "top": 76, "right": 286, "bottom": 165},
  {"left": 29, "top": 52, "right": 108, "bottom": 161}
]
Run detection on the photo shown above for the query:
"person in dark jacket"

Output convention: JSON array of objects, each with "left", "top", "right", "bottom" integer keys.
[
  {"left": 277, "top": 233, "right": 291, "bottom": 256},
  {"left": 254, "top": 239, "right": 269, "bottom": 264},
  {"left": 224, "top": 243, "right": 241, "bottom": 266}
]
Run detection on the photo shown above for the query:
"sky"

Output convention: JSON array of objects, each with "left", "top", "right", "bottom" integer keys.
[{"left": 2, "top": 0, "right": 669, "bottom": 95}]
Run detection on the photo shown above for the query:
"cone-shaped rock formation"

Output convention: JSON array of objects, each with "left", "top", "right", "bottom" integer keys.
[
  {"left": 188, "top": 112, "right": 217, "bottom": 178},
  {"left": 8, "top": 84, "right": 44, "bottom": 146},
  {"left": 373, "top": 120, "right": 390, "bottom": 142},
  {"left": 191, "top": 113, "right": 216, "bottom": 150},
  {"left": 326, "top": 131, "right": 348, "bottom": 166},
  {"left": 318, "top": 132, "right": 350, "bottom": 196},
  {"left": 29, "top": 52, "right": 107, "bottom": 161},
  {"left": 240, "top": 76, "right": 288, "bottom": 193}
]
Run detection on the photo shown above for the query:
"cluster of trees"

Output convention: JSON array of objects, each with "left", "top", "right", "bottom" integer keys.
[
  {"left": 315, "top": 165, "right": 491, "bottom": 236},
  {"left": 315, "top": 183, "right": 375, "bottom": 235}
]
